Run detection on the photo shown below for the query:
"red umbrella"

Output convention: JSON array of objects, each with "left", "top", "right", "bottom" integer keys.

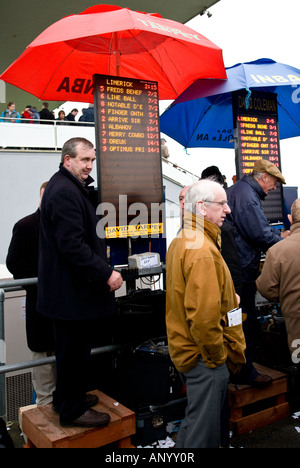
[{"left": 0, "top": 4, "right": 226, "bottom": 102}]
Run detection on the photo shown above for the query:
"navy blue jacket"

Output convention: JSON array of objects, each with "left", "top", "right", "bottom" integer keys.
[
  {"left": 38, "top": 165, "right": 114, "bottom": 320},
  {"left": 78, "top": 107, "right": 94, "bottom": 127},
  {"left": 226, "top": 175, "right": 282, "bottom": 282}
]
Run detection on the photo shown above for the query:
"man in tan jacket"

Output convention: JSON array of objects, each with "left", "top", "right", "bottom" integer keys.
[
  {"left": 256, "top": 198, "right": 300, "bottom": 361},
  {"left": 166, "top": 179, "right": 246, "bottom": 448}
]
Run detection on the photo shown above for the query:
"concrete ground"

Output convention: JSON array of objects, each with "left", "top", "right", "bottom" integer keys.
[
  {"left": 5, "top": 412, "right": 300, "bottom": 449},
  {"left": 230, "top": 414, "right": 300, "bottom": 448}
]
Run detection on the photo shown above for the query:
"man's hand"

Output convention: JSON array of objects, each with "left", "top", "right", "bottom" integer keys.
[{"left": 107, "top": 270, "right": 123, "bottom": 292}]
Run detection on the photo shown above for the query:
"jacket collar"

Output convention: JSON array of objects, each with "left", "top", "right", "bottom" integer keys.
[
  {"left": 241, "top": 174, "right": 266, "bottom": 200},
  {"left": 290, "top": 222, "right": 300, "bottom": 235},
  {"left": 182, "top": 211, "right": 221, "bottom": 249},
  {"left": 59, "top": 163, "right": 94, "bottom": 192}
]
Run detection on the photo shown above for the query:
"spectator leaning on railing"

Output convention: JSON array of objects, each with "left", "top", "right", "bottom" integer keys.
[{"left": 0, "top": 101, "right": 21, "bottom": 123}]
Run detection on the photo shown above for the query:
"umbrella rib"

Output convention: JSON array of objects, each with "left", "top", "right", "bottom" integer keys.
[
  {"left": 126, "top": 31, "right": 178, "bottom": 97},
  {"left": 277, "top": 101, "right": 300, "bottom": 130}
]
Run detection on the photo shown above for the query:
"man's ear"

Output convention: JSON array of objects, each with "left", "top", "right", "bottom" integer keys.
[
  {"left": 63, "top": 154, "right": 70, "bottom": 167},
  {"left": 196, "top": 201, "right": 206, "bottom": 217},
  {"left": 288, "top": 213, "right": 293, "bottom": 225}
]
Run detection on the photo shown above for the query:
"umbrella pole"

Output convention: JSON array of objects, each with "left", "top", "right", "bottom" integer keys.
[{"left": 113, "top": 32, "right": 121, "bottom": 77}]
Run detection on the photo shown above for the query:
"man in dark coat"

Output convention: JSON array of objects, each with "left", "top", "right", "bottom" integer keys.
[
  {"left": 39, "top": 102, "right": 54, "bottom": 124},
  {"left": 66, "top": 108, "right": 78, "bottom": 125},
  {"left": 38, "top": 137, "right": 123, "bottom": 427},
  {"left": 226, "top": 159, "right": 289, "bottom": 387},
  {"left": 6, "top": 182, "right": 56, "bottom": 406},
  {"left": 78, "top": 104, "right": 94, "bottom": 126}
]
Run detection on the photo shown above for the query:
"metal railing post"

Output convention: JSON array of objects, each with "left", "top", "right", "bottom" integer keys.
[{"left": 0, "top": 289, "right": 6, "bottom": 419}]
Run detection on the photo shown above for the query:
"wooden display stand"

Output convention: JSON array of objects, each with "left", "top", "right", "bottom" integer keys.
[
  {"left": 228, "top": 363, "right": 290, "bottom": 435},
  {"left": 21, "top": 390, "right": 135, "bottom": 448}
]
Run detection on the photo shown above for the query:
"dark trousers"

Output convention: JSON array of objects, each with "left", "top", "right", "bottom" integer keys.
[
  {"left": 52, "top": 319, "right": 95, "bottom": 423},
  {"left": 239, "top": 280, "right": 259, "bottom": 382}
]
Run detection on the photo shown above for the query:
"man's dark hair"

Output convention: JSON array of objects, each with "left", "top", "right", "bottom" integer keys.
[
  {"left": 201, "top": 165, "right": 224, "bottom": 186},
  {"left": 61, "top": 137, "right": 94, "bottom": 163}
]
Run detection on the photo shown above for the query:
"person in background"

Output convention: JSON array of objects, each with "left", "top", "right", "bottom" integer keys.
[
  {"left": 78, "top": 108, "right": 87, "bottom": 122},
  {"left": 161, "top": 138, "right": 170, "bottom": 159},
  {"left": 6, "top": 182, "right": 56, "bottom": 406},
  {"left": 21, "top": 106, "right": 33, "bottom": 123},
  {"left": 0, "top": 102, "right": 21, "bottom": 123},
  {"left": 225, "top": 159, "right": 289, "bottom": 387},
  {"left": 38, "top": 137, "right": 123, "bottom": 428},
  {"left": 179, "top": 185, "right": 191, "bottom": 226},
  {"left": 201, "top": 165, "right": 225, "bottom": 186},
  {"left": 56, "top": 110, "right": 67, "bottom": 124},
  {"left": 30, "top": 106, "right": 40, "bottom": 123},
  {"left": 166, "top": 180, "right": 245, "bottom": 448},
  {"left": 22, "top": 105, "right": 40, "bottom": 123},
  {"left": 78, "top": 104, "right": 94, "bottom": 126},
  {"left": 256, "top": 198, "right": 300, "bottom": 360},
  {"left": 39, "top": 102, "right": 55, "bottom": 124},
  {"left": 66, "top": 108, "right": 78, "bottom": 124}
]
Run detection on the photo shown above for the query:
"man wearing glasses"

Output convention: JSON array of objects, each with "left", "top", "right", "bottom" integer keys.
[{"left": 166, "top": 179, "right": 246, "bottom": 448}]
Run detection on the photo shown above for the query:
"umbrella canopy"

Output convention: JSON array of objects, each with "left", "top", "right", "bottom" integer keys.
[
  {"left": 0, "top": 4, "right": 226, "bottom": 102},
  {"left": 160, "top": 58, "right": 300, "bottom": 147}
]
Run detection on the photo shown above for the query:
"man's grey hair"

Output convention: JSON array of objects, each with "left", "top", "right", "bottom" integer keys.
[
  {"left": 61, "top": 137, "right": 94, "bottom": 163},
  {"left": 252, "top": 170, "right": 264, "bottom": 180},
  {"left": 185, "top": 179, "right": 219, "bottom": 214}
]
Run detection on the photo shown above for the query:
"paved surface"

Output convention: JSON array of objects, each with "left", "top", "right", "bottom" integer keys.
[
  {"left": 6, "top": 413, "right": 300, "bottom": 448},
  {"left": 230, "top": 414, "right": 300, "bottom": 448}
]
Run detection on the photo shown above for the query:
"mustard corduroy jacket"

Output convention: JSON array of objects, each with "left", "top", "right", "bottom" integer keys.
[{"left": 166, "top": 212, "right": 246, "bottom": 374}]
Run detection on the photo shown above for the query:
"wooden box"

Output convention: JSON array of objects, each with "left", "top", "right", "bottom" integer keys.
[
  {"left": 22, "top": 390, "right": 135, "bottom": 448},
  {"left": 228, "top": 363, "right": 290, "bottom": 435}
]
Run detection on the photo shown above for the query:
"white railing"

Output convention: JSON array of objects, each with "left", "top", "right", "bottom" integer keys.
[
  {"left": 0, "top": 119, "right": 96, "bottom": 150},
  {"left": 0, "top": 118, "right": 201, "bottom": 183}
]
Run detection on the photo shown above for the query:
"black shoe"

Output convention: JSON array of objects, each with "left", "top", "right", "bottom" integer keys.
[
  {"left": 60, "top": 409, "right": 110, "bottom": 428},
  {"left": 52, "top": 393, "right": 99, "bottom": 413}
]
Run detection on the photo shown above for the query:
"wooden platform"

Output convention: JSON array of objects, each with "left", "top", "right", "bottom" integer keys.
[
  {"left": 22, "top": 390, "right": 136, "bottom": 448},
  {"left": 228, "top": 363, "right": 290, "bottom": 435}
]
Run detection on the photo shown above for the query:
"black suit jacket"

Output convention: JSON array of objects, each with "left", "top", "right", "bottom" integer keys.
[
  {"left": 6, "top": 209, "right": 54, "bottom": 351},
  {"left": 38, "top": 165, "right": 115, "bottom": 321}
]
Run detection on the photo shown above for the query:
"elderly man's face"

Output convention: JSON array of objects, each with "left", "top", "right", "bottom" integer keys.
[
  {"left": 199, "top": 185, "right": 231, "bottom": 227},
  {"left": 259, "top": 173, "right": 278, "bottom": 194}
]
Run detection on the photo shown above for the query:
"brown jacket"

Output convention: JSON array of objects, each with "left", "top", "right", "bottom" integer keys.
[
  {"left": 166, "top": 212, "right": 246, "bottom": 374},
  {"left": 256, "top": 223, "right": 300, "bottom": 354}
]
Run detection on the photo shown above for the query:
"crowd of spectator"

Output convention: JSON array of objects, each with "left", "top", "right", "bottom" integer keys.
[{"left": 0, "top": 101, "right": 94, "bottom": 125}]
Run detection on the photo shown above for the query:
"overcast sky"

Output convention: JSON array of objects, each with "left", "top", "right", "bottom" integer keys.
[{"left": 160, "top": 0, "right": 300, "bottom": 188}]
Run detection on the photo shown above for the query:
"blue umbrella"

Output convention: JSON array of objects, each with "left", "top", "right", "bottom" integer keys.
[{"left": 160, "top": 58, "right": 300, "bottom": 148}]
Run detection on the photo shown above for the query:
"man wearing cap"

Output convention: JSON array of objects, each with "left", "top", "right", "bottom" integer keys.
[{"left": 225, "top": 159, "right": 289, "bottom": 387}]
